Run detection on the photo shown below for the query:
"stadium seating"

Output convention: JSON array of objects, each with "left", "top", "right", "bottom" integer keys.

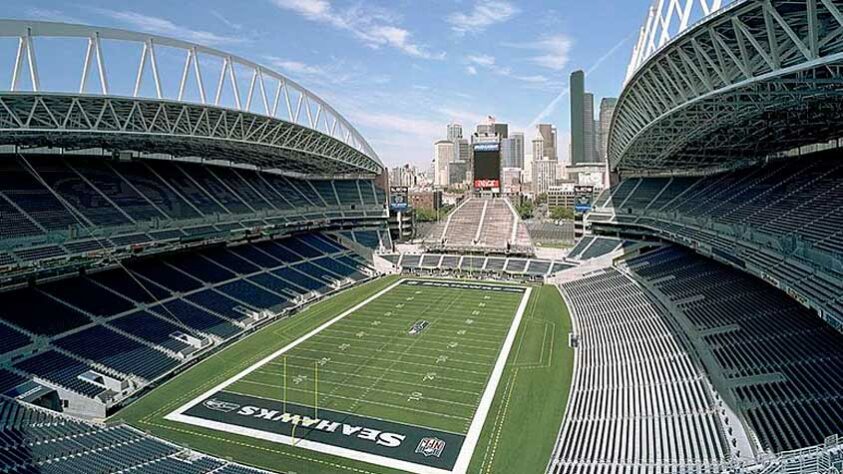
[
  {"left": 0, "top": 154, "right": 386, "bottom": 271},
  {"left": 0, "top": 232, "right": 374, "bottom": 413},
  {"left": 0, "top": 397, "right": 272, "bottom": 473},
  {"left": 599, "top": 154, "right": 843, "bottom": 255},
  {"left": 578, "top": 237, "right": 624, "bottom": 260},
  {"left": 424, "top": 197, "right": 533, "bottom": 253},
  {"left": 550, "top": 268, "right": 731, "bottom": 473},
  {"left": 593, "top": 152, "right": 843, "bottom": 328},
  {"left": 525, "top": 221, "right": 575, "bottom": 245},
  {"left": 388, "top": 253, "right": 574, "bottom": 279},
  {"left": 628, "top": 247, "right": 843, "bottom": 453}
]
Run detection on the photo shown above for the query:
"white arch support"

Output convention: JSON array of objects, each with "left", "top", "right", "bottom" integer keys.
[
  {"left": 0, "top": 19, "right": 380, "bottom": 167},
  {"left": 626, "top": 0, "right": 731, "bottom": 82}
]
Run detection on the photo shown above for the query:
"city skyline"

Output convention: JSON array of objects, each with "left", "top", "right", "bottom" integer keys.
[{"left": 3, "top": 0, "right": 644, "bottom": 168}]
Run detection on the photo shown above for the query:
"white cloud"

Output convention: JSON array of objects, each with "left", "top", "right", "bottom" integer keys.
[
  {"left": 348, "top": 110, "right": 442, "bottom": 138},
  {"left": 272, "top": 0, "right": 444, "bottom": 59},
  {"left": 529, "top": 35, "right": 631, "bottom": 127},
  {"left": 504, "top": 34, "right": 573, "bottom": 71},
  {"left": 265, "top": 56, "right": 390, "bottom": 88},
  {"left": 26, "top": 8, "right": 84, "bottom": 24},
  {"left": 269, "top": 59, "right": 328, "bottom": 77},
  {"left": 447, "top": 1, "right": 519, "bottom": 35},
  {"left": 467, "top": 54, "right": 496, "bottom": 67},
  {"left": 464, "top": 54, "right": 555, "bottom": 88},
  {"left": 210, "top": 10, "right": 243, "bottom": 31},
  {"left": 92, "top": 9, "right": 246, "bottom": 45}
]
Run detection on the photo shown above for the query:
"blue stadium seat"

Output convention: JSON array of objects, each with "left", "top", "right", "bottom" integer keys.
[{"left": 55, "top": 325, "right": 178, "bottom": 380}]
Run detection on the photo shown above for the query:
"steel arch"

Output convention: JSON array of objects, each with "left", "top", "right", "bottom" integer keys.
[
  {"left": 611, "top": 0, "right": 843, "bottom": 175},
  {"left": 626, "top": 0, "right": 734, "bottom": 82},
  {"left": 0, "top": 19, "right": 382, "bottom": 174}
]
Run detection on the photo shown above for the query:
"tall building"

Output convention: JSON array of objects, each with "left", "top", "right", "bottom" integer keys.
[
  {"left": 389, "top": 164, "right": 418, "bottom": 188},
  {"left": 448, "top": 160, "right": 468, "bottom": 187},
  {"left": 570, "top": 70, "right": 586, "bottom": 165},
  {"left": 475, "top": 121, "right": 508, "bottom": 139},
  {"left": 502, "top": 132, "right": 525, "bottom": 169},
  {"left": 456, "top": 138, "right": 471, "bottom": 163},
  {"left": 598, "top": 98, "right": 618, "bottom": 162},
  {"left": 531, "top": 131, "right": 558, "bottom": 195},
  {"left": 434, "top": 140, "right": 455, "bottom": 187},
  {"left": 584, "top": 92, "right": 596, "bottom": 163},
  {"left": 493, "top": 123, "right": 508, "bottom": 139},
  {"left": 447, "top": 123, "right": 463, "bottom": 142},
  {"left": 532, "top": 159, "right": 558, "bottom": 195},
  {"left": 538, "top": 124, "right": 557, "bottom": 160}
]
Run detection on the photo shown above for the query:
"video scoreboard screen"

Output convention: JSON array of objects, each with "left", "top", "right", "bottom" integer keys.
[
  {"left": 574, "top": 185, "right": 594, "bottom": 214},
  {"left": 473, "top": 143, "right": 501, "bottom": 191},
  {"left": 389, "top": 186, "right": 409, "bottom": 212}
]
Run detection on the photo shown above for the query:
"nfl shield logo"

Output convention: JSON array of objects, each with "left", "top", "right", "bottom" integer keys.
[{"left": 415, "top": 437, "right": 446, "bottom": 458}]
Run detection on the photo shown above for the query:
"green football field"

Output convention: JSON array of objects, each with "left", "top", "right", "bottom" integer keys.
[
  {"left": 116, "top": 276, "right": 574, "bottom": 474},
  {"left": 221, "top": 279, "right": 524, "bottom": 432}
]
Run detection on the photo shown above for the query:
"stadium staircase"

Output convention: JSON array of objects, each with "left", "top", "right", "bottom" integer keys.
[
  {"left": 550, "top": 268, "right": 736, "bottom": 474},
  {"left": 423, "top": 197, "right": 534, "bottom": 255},
  {"left": 474, "top": 199, "right": 490, "bottom": 243}
]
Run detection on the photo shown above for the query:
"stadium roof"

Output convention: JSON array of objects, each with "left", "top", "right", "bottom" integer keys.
[
  {"left": 0, "top": 20, "right": 383, "bottom": 176},
  {"left": 609, "top": 0, "right": 843, "bottom": 176}
]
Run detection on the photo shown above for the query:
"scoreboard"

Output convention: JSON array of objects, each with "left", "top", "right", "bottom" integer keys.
[
  {"left": 389, "top": 186, "right": 409, "bottom": 212},
  {"left": 574, "top": 185, "right": 594, "bottom": 214},
  {"left": 473, "top": 142, "right": 501, "bottom": 191}
]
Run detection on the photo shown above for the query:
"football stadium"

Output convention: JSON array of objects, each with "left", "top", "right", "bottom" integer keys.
[{"left": 0, "top": 0, "right": 842, "bottom": 472}]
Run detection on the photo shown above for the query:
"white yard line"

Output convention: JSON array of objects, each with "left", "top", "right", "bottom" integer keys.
[
  {"left": 451, "top": 287, "right": 532, "bottom": 474},
  {"left": 166, "top": 279, "right": 532, "bottom": 474},
  {"left": 166, "top": 278, "right": 404, "bottom": 418}
]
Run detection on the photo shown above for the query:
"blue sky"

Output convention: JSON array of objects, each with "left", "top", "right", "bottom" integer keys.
[{"left": 7, "top": 0, "right": 649, "bottom": 168}]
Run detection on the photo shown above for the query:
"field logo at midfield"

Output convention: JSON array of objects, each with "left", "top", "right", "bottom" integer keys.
[
  {"left": 204, "top": 399, "right": 240, "bottom": 413},
  {"left": 416, "top": 437, "right": 446, "bottom": 458}
]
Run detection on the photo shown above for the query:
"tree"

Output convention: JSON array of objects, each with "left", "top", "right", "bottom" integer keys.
[
  {"left": 414, "top": 208, "right": 438, "bottom": 222},
  {"left": 516, "top": 201, "right": 534, "bottom": 220},
  {"left": 549, "top": 206, "right": 574, "bottom": 220}
]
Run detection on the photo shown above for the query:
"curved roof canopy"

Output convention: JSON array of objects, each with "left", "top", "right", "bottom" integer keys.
[
  {"left": 0, "top": 20, "right": 382, "bottom": 175},
  {"left": 610, "top": 0, "right": 843, "bottom": 176}
]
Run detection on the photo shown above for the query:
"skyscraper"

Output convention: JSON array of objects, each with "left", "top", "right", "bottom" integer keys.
[
  {"left": 447, "top": 123, "right": 463, "bottom": 142},
  {"left": 531, "top": 129, "right": 558, "bottom": 195},
  {"left": 507, "top": 132, "right": 525, "bottom": 169},
  {"left": 475, "top": 122, "right": 508, "bottom": 139},
  {"left": 584, "top": 93, "right": 596, "bottom": 163},
  {"left": 456, "top": 138, "right": 471, "bottom": 163},
  {"left": 538, "top": 124, "right": 557, "bottom": 160},
  {"left": 434, "top": 140, "right": 455, "bottom": 187},
  {"left": 598, "top": 98, "right": 618, "bottom": 163},
  {"left": 570, "top": 70, "right": 586, "bottom": 165},
  {"left": 493, "top": 123, "right": 508, "bottom": 139}
]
